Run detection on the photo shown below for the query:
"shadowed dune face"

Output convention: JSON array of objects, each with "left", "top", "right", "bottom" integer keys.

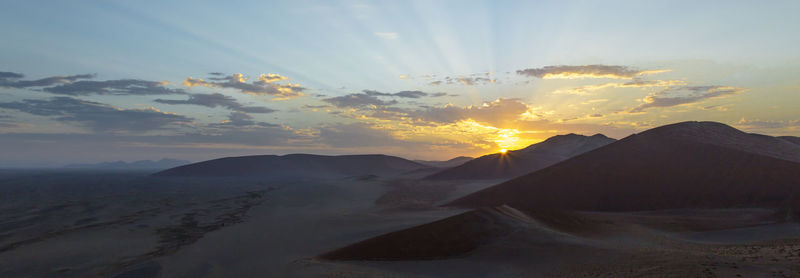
[
  {"left": 318, "top": 205, "right": 792, "bottom": 261},
  {"left": 779, "top": 136, "right": 800, "bottom": 146},
  {"left": 447, "top": 121, "right": 800, "bottom": 211},
  {"left": 318, "top": 205, "right": 537, "bottom": 260},
  {"left": 425, "top": 134, "right": 615, "bottom": 180},
  {"left": 153, "top": 154, "right": 431, "bottom": 178}
]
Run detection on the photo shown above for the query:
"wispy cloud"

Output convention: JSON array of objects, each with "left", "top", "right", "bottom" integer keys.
[
  {"left": 0, "top": 72, "right": 95, "bottom": 89},
  {"left": 553, "top": 80, "right": 686, "bottom": 95},
  {"left": 184, "top": 73, "right": 304, "bottom": 99},
  {"left": 155, "top": 93, "right": 276, "bottom": 113},
  {"left": 44, "top": 79, "right": 186, "bottom": 96},
  {"left": 0, "top": 97, "right": 191, "bottom": 132},
  {"left": 374, "top": 32, "right": 399, "bottom": 40},
  {"left": 629, "top": 86, "right": 744, "bottom": 113},
  {"left": 517, "top": 65, "right": 669, "bottom": 79}
]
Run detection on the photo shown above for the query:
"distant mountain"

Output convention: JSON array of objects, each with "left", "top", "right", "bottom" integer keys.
[
  {"left": 64, "top": 159, "right": 190, "bottom": 170},
  {"left": 153, "top": 154, "right": 431, "bottom": 178},
  {"left": 424, "top": 134, "right": 615, "bottom": 180},
  {"left": 413, "top": 156, "right": 473, "bottom": 168},
  {"left": 447, "top": 121, "right": 800, "bottom": 211}
]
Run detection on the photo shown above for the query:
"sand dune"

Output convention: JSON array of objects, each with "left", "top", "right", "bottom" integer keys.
[
  {"left": 425, "top": 133, "right": 615, "bottom": 180},
  {"left": 448, "top": 121, "right": 800, "bottom": 211},
  {"left": 154, "top": 154, "right": 431, "bottom": 178},
  {"left": 413, "top": 156, "right": 473, "bottom": 168}
]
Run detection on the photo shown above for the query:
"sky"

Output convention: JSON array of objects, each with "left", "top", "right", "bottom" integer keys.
[{"left": 1, "top": 0, "right": 799, "bottom": 166}]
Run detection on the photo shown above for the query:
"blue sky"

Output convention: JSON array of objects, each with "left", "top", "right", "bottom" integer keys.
[{"left": 1, "top": 0, "right": 799, "bottom": 166}]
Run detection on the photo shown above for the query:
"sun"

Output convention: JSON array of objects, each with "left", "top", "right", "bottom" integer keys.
[{"left": 499, "top": 149, "right": 508, "bottom": 154}]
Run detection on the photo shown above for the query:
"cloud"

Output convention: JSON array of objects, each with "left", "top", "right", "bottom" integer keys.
[
  {"left": 457, "top": 77, "right": 495, "bottom": 86},
  {"left": 323, "top": 92, "right": 398, "bottom": 108},
  {"left": 208, "top": 111, "right": 280, "bottom": 128},
  {"left": 155, "top": 93, "right": 276, "bottom": 113},
  {"left": 0, "top": 72, "right": 95, "bottom": 88},
  {"left": 374, "top": 32, "right": 399, "bottom": 40},
  {"left": 302, "top": 104, "right": 331, "bottom": 109},
  {"left": 629, "top": 86, "right": 744, "bottom": 113},
  {"left": 430, "top": 92, "right": 456, "bottom": 97},
  {"left": 428, "top": 75, "right": 495, "bottom": 86},
  {"left": 411, "top": 98, "right": 529, "bottom": 126},
  {"left": 0, "top": 72, "right": 25, "bottom": 79},
  {"left": 43, "top": 79, "right": 185, "bottom": 96},
  {"left": 736, "top": 118, "right": 800, "bottom": 129},
  {"left": 0, "top": 97, "right": 191, "bottom": 132},
  {"left": 184, "top": 73, "right": 304, "bottom": 99},
  {"left": 554, "top": 80, "right": 686, "bottom": 95},
  {"left": 517, "top": 65, "right": 668, "bottom": 79},
  {"left": 363, "top": 90, "right": 428, "bottom": 98}
]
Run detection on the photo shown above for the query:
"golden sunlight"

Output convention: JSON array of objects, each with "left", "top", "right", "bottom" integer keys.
[{"left": 499, "top": 149, "right": 508, "bottom": 154}]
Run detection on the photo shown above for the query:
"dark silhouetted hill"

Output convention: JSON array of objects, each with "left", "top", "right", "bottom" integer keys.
[
  {"left": 413, "top": 156, "right": 473, "bottom": 168},
  {"left": 447, "top": 121, "right": 800, "bottom": 211},
  {"left": 64, "top": 159, "right": 190, "bottom": 170},
  {"left": 153, "top": 154, "right": 430, "bottom": 178},
  {"left": 424, "top": 134, "right": 615, "bottom": 180}
]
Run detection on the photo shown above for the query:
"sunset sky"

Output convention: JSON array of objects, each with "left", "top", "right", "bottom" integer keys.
[{"left": 1, "top": 0, "right": 799, "bottom": 166}]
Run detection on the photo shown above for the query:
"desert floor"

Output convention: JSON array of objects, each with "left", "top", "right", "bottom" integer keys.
[{"left": 1, "top": 170, "right": 798, "bottom": 277}]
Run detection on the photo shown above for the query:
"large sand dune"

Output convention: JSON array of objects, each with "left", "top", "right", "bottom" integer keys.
[
  {"left": 448, "top": 121, "right": 800, "bottom": 211},
  {"left": 425, "top": 133, "right": 615, "bottom": 180}
]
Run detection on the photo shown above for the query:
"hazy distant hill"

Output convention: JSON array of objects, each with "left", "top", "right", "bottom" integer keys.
[
  {"left": 424, "top": 134, "right": 615, "bottom": 180},
  {"left": 153, "top": 154, "right": 431, "bottom": 178},
  {"left": 448, "top": 121, "right": 800, "bottom": 211},
  {"left": 64, "top": 159, "right": 190, "bottom": 170},
  {"left": 413, "top": 156, "right": 473, "bottom": 168}
]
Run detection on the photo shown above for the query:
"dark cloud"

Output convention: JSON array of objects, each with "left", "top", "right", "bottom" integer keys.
[
  {"left": 43, "top": 79, "right": 185, "bottom": 96},
  {"left": 209, "top": 112, "right": 281, "bottom": 128},
  {"left": 155, "top": 93, "right": 276, "bottom": 113},
  {"left": 456, "top": 77, "right": 495, "bottom": 86},
  {"left": 0, "top": 97, "right": 191, "bottom": 132},
  {"left": 630, "top": 86, "right": 744, "bottom": 113},
  {"left": 323, "top": 92, "right": 398, "bottom": 108},
  {"left": 363, "top": 90, "right": 428, "bottom": 98},
  {"left": 517, "top": 65, "right": 666, "bottom": 79},
  {"left": 0, "top": 72, "right": 95, "bottom": 88},
  {"left": 184, "top": 73, "right": 304, "bottom": 98},
  {"left": 324, "top": 90, "right": 452, "bottom": 108},
  {"left": 0, "top": 71, "right": 25, "bottom": 79}
]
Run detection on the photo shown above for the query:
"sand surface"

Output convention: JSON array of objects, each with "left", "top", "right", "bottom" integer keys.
[{"left": 1, "top": 170, "right": 799, "bottom": 277}]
